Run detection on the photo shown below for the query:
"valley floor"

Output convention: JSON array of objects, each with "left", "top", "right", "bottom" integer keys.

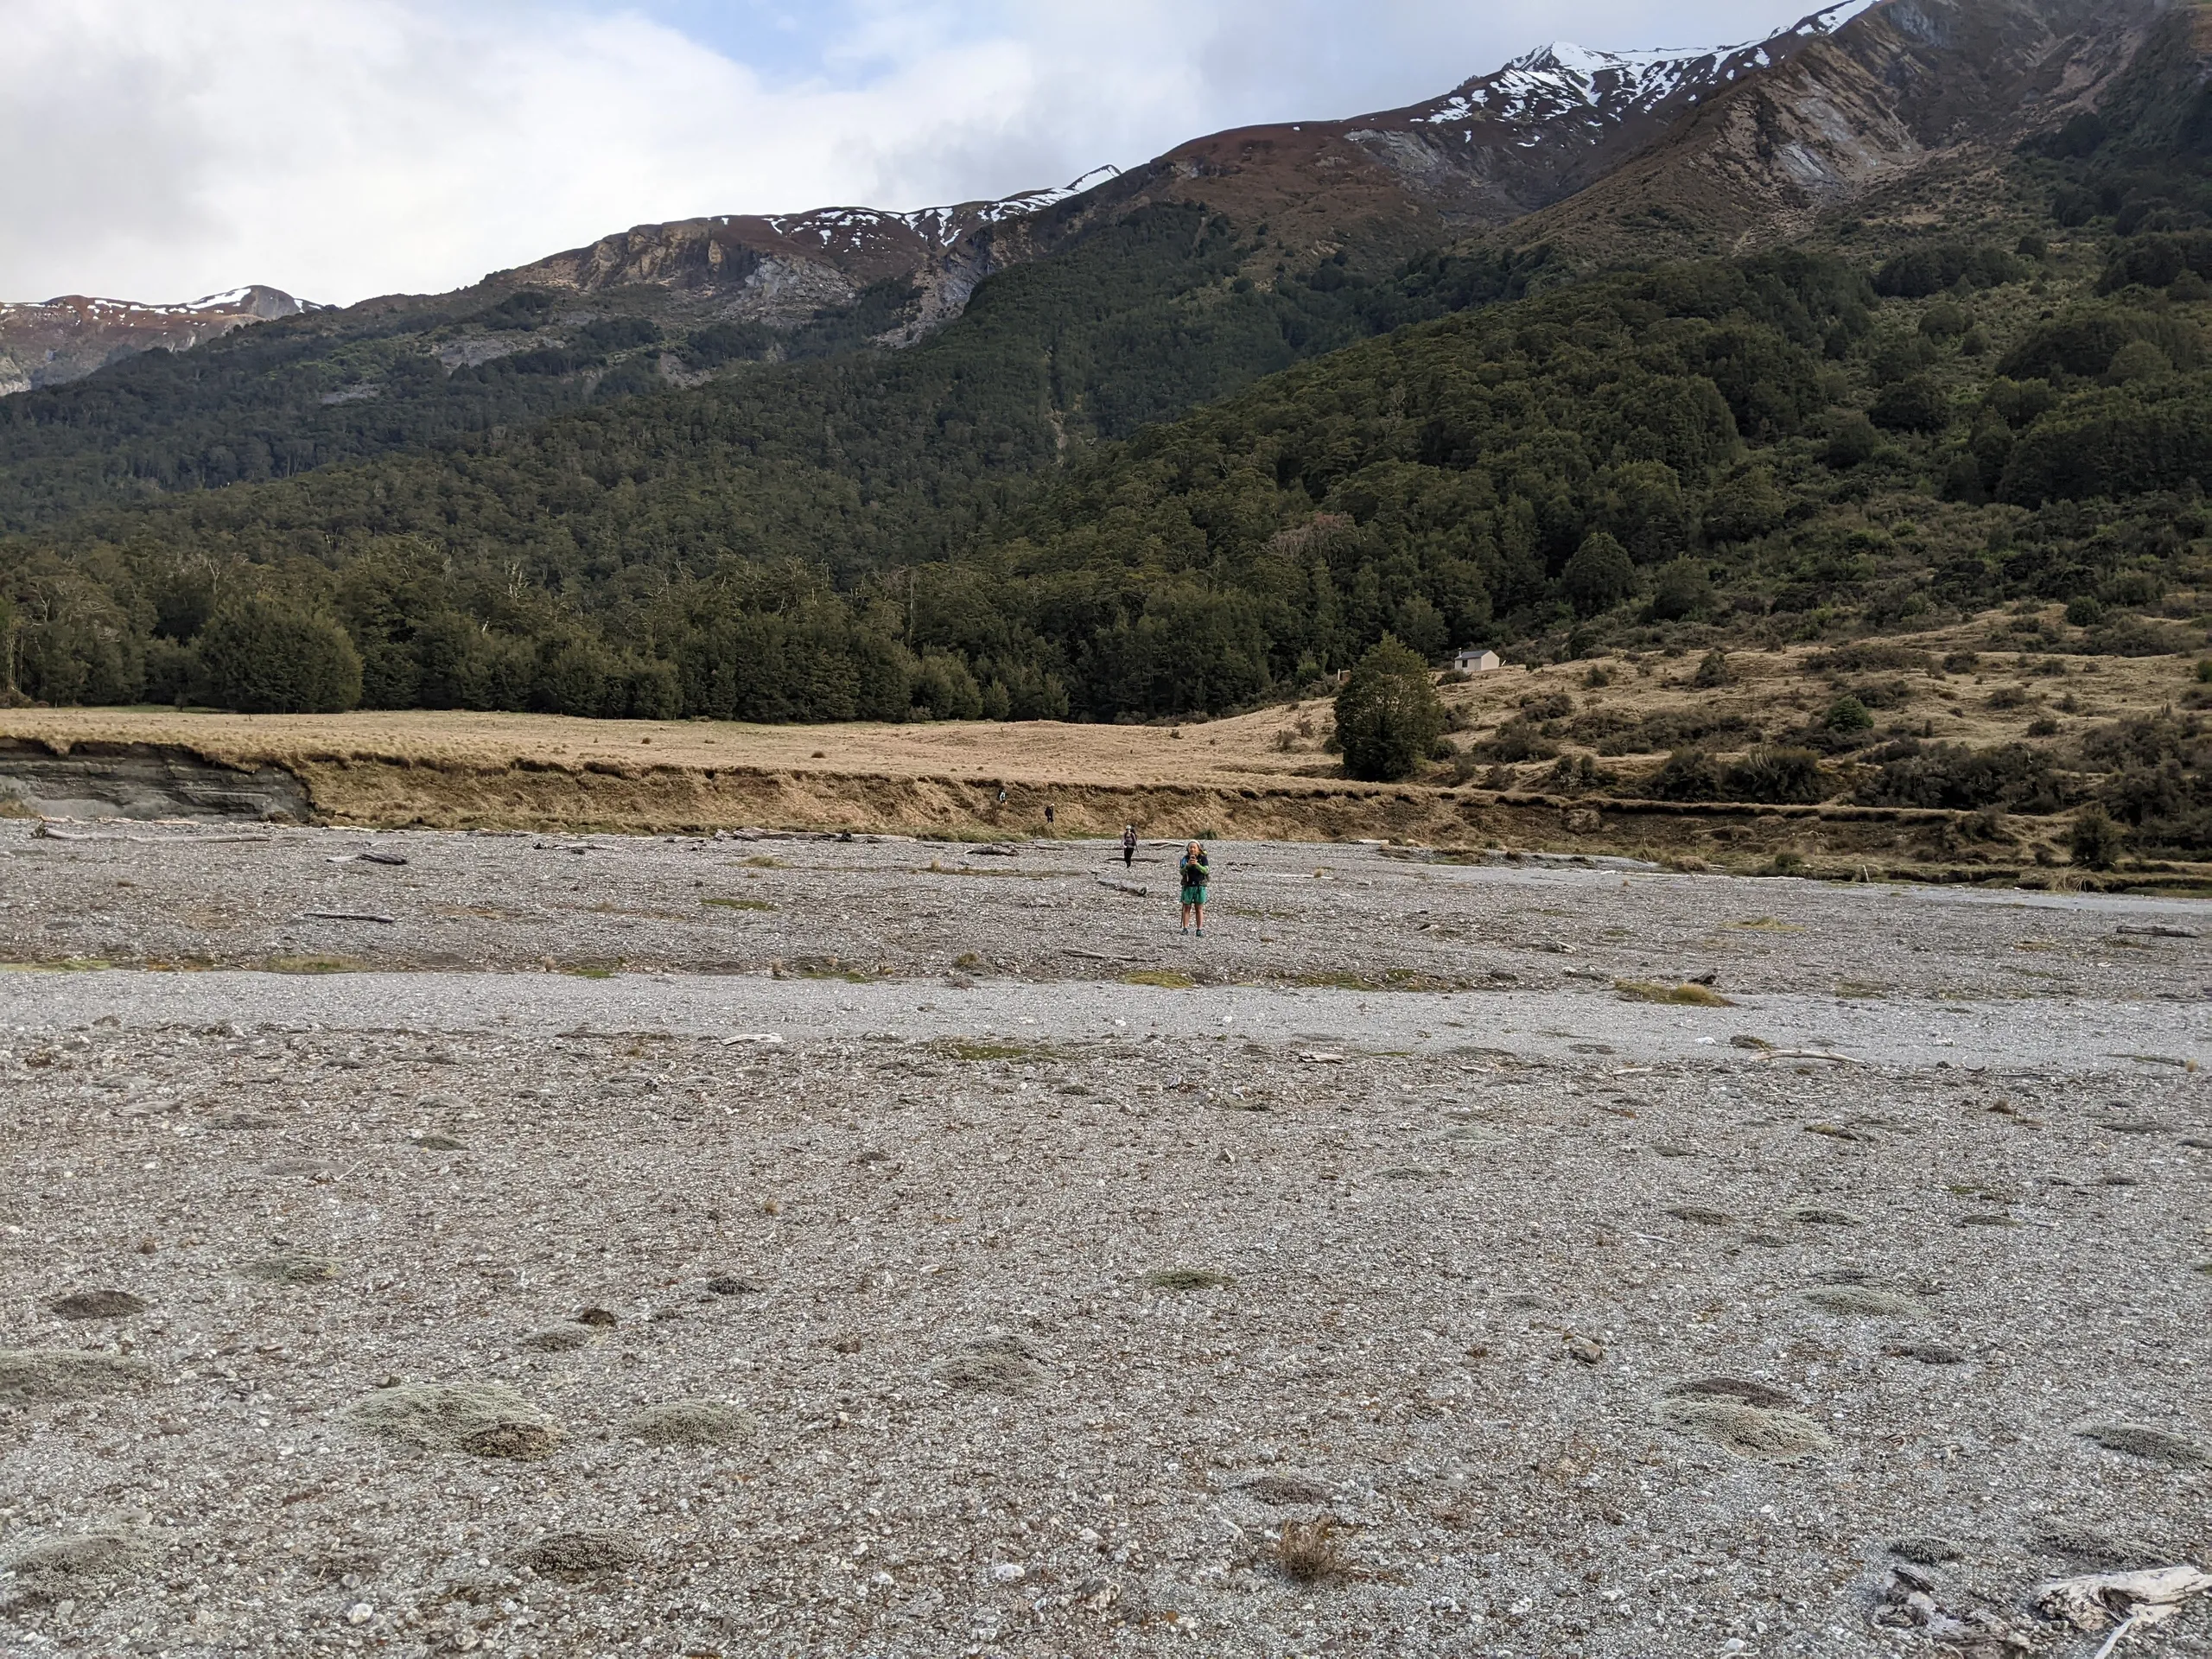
[{"left": 0, "top": 830, "right": 2208, "bottom": 1657}]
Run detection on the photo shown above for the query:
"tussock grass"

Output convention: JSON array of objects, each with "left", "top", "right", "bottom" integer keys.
[
  {"left": 514, "top": 1530, "right": 643, "bottom": 1575},
  {"left": 1272, "top": 1517, "right": 1351, "bottom": 1585},
  {"left": 1616, "top": 980, "right": 1735, "bottom": 1007},
  {"left": 1802, "top": 1285, "right": 1922, "bottom": 1317}
]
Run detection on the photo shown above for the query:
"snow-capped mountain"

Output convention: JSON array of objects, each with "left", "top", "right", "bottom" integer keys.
[
  {"left": 0, "top": 286, "right": 313, "bottom": 394},
  {"left": 500, "top": 168, "right": 1127, "bottom": 340}
]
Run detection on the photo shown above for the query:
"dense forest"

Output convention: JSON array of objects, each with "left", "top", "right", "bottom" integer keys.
[{"left": 0, "top": 3, "right": 2207, "bottom": 849}]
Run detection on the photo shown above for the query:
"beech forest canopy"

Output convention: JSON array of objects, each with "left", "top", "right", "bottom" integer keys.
[{"left": 0, "top": 4, "right": 2206, "bottom": 770}]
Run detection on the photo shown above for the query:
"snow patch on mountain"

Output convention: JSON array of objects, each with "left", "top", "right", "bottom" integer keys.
[
  {"left": 1404, "top": 0, "right": 1885, "bottom": 131},
  {"left": 758, "top": 168, "right": 1122, "bottom": 251}
]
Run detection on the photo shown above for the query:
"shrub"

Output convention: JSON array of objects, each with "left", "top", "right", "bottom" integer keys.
[
  {"left": 1649, "top": 749, "right": 1725, "bottom": 801},
  {"left": 1694, "top": 649, "right": 1732, "bottom": 689},
  {"left": 1721, "top": 747, "right": 1829, "bottom": 804},
  {"left": 195, "top": 595, "right": 363, "bottom": 715},
  {"left": 1334, "top": 636, "right": 1447, "bottom": 782},
  {"left": 1824, "top": 696, "right": 1874, "bottom": 733},
  {"left": 1853, "top": 741, "right": 2063, "bottom": 812},
  {"left": 2069, "top": 808, "right": 2123, "bottom": 869},
  {"left": 1474, "top": 716, "right": 1558, "bottom": 764}
]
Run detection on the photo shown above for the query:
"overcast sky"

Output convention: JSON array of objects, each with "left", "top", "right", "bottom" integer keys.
[{"left": 4, "top": 0, "right": 1831, "bottom": 308}]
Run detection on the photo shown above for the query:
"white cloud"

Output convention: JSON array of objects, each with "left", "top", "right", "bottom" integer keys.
[{"left": 0, "top": 0, "right": 1837, "bottom": 307}]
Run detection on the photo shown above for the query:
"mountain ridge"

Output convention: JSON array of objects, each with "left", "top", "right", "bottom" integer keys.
[{"left": 0, "top": 285, "right": 312, "bottom": 395}]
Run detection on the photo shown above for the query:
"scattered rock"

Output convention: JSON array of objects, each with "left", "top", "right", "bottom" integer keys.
[
  {"left": 49, "top": 1290, "right": 146, "bottom": 1320},
  {"left": 1662, "top": 1396, "right": 1831, "bottom": 1459},
  {"left": 515, "top": 1530, "right": 643, "bottom": 1576},
  {"left": 1565, "top": 1335, "right": 1605, "bottom": 1365},
  {"left": 2081, "top": 1422, "right": 2209, "bottom": 1468},
  {"left": 626, "top": 1401, "right": 756, "bottom": 1448},
  {"left": 347, "top": 1382, "right": 563, "bottom": 1459},
  {"left": 1803, "top": 1286, "right": 1921, "bottom": 1317},
  {"left": 575, "top": 1307, "right": 619, "bottom": 1327},
  {"left": 0, "top": 1349, "right": 150, "bottom": 1403}
]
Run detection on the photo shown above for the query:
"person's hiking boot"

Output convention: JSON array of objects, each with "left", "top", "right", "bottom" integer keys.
[{"left": 1195, "top": 926, "right": 1204, "bottom": 938}]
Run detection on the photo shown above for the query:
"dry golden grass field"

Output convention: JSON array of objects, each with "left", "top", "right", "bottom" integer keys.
[{"left": 0, "top": 607, "right": 2204, "bottom": 884}]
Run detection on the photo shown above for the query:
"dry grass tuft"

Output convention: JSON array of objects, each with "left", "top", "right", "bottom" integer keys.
[
  {"left": 1615, "top": 980, "right": 1735, "bottom": 1007},
  {"left": 5, "top": 1531, "right": 143, "bottom": 1578},
  {"left": 2081, "top": 1422, "right": 2209, "bottom": 1467},
  {"left": 0, "top": 1348, "right": 151, "bottom": 1403},
  {"left": 1662, "top": 1396, "right": 1832, "bottom": 1459},
  {"left": 1144, "top": 1267, "right": 1235, "bottom": 1291},
  {"left": 243, "top": 1254, "right": 342, "bottom": 1286},
  {"left": 348, "top": 1381, "right": 562, "bottom": 1459},
  {"left": 1668, "top": 1376, "right": 1799, "bottom": 1410},
  {"left": 1272, "top": 1517, "right": 1352, "bottom": 1585},
  {"left": 1802, "top": 1285, "right": 1922, "bottom": 1317},
  {"left": 626, "top": 1400, "right": 756, "bottom": 1447},
  {"left": 519, "top": 1326, "right": 597, "bottom": 1353},
  {"left": 49, "top": 1289, "right": 147, "bottom": 1319},
  {"left": 515, "top": 1530, "right": 644, "bottom": 1576},
  {"left": 933, "top": 1334, "right": 1042, "bottom": 1394}
]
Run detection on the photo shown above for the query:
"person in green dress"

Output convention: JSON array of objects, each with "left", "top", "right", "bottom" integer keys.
[{"left": 1179, "top": 842, "right": 1210, "bottom": 937}]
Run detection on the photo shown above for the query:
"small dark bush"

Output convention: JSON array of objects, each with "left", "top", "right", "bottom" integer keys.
[
  {"left": 1648, "top": 749, "right": 1725, "bottom": 801},
  {"left": 1721, "top": 747, "right": 1829, "bottom": 804},
  {"left": 1853, "top": 741, "right": 2063, "bottom": 812},
  {"left": 1694, "top": 649, "right": 1732, "bottom": 689},
  {"left": 2069, "top": 808, "right": 2124, "bottom": 869},
  {"left": 1824, "top": 696, "right": 1874, "bottom": 733}
]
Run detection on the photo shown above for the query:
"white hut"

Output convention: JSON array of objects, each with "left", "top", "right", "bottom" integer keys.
[{"left": 1452, "top": 647, "right": 1503, "bottom": 673}]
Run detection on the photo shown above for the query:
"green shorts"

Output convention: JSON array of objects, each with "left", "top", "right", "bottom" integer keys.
[{"left": 1181, "top": 885, "right": 1207, "bottom": 906}]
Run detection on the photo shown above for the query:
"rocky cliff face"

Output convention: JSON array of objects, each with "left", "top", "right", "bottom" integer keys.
[
  {"left": 0, "top": 286, "right": 311, "bottom": 395},
  {"left": 1509, "top": 0, "right": 2166, "bottom": 259}
]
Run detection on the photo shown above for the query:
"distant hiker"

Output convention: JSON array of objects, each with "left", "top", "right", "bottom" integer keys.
[
  {"left": 995, "top": 786, "right": 1007, "bottom": 805},
  {"left": 1122, "top": 824, "right": 1138, "bottom": 869},
  {"left": 1179, "top": 842, "right": 1210, "bottom": 937},
  {"left": 1045, "top": 803, "right": 1056, "bottom": 830}
]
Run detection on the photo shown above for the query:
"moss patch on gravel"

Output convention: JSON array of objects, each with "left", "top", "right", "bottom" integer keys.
[
  {"left": 0, "top": 1349, "right": 150, "bottom": 1403},
  {"left": 1617, "top": 980, "right": 1735, "bottom": 1007},
  {"left": 2081, "top": 1422, "right": 2209, "bottom": 1467},
  {"left": 626, "top": 1401, "right": 755, "bottom": 1447},
  {"left": 1802, "top": 1285, "right": 1922, "bottom": 1317},
  {"left": 1662, "top": 1395, "right": 1832, "bottom": 1459},
  {"left": 1144, "top": 1267, "right": 1235, "bottom": 1291},
  {"left": 348, "top": 1381, "right": 562, "bottom": 1459}
]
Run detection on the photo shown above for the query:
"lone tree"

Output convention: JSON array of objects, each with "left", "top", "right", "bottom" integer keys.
[
  {"left": 1334, "top": 635, "right": 1446, "bottom": 782},
  {"left": 196, "top": 595, "right": 363, "bottom": 715},
  {"left": 1560, "top": 531, "right": 1637, "bottom": 617}
]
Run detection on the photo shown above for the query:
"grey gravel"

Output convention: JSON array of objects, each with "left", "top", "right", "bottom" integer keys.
[{"left": 0, "top": 825, "right": 2208, "bottom": 1656}]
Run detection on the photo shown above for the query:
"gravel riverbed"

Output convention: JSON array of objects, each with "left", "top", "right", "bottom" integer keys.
[{"left": 1, "top": 826, "right": 2209, "bottom": 1658}]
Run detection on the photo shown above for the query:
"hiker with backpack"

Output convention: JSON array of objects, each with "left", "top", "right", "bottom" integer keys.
[{"left": 1179, "top": 842, "right": 1210, "bottom": 937}]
